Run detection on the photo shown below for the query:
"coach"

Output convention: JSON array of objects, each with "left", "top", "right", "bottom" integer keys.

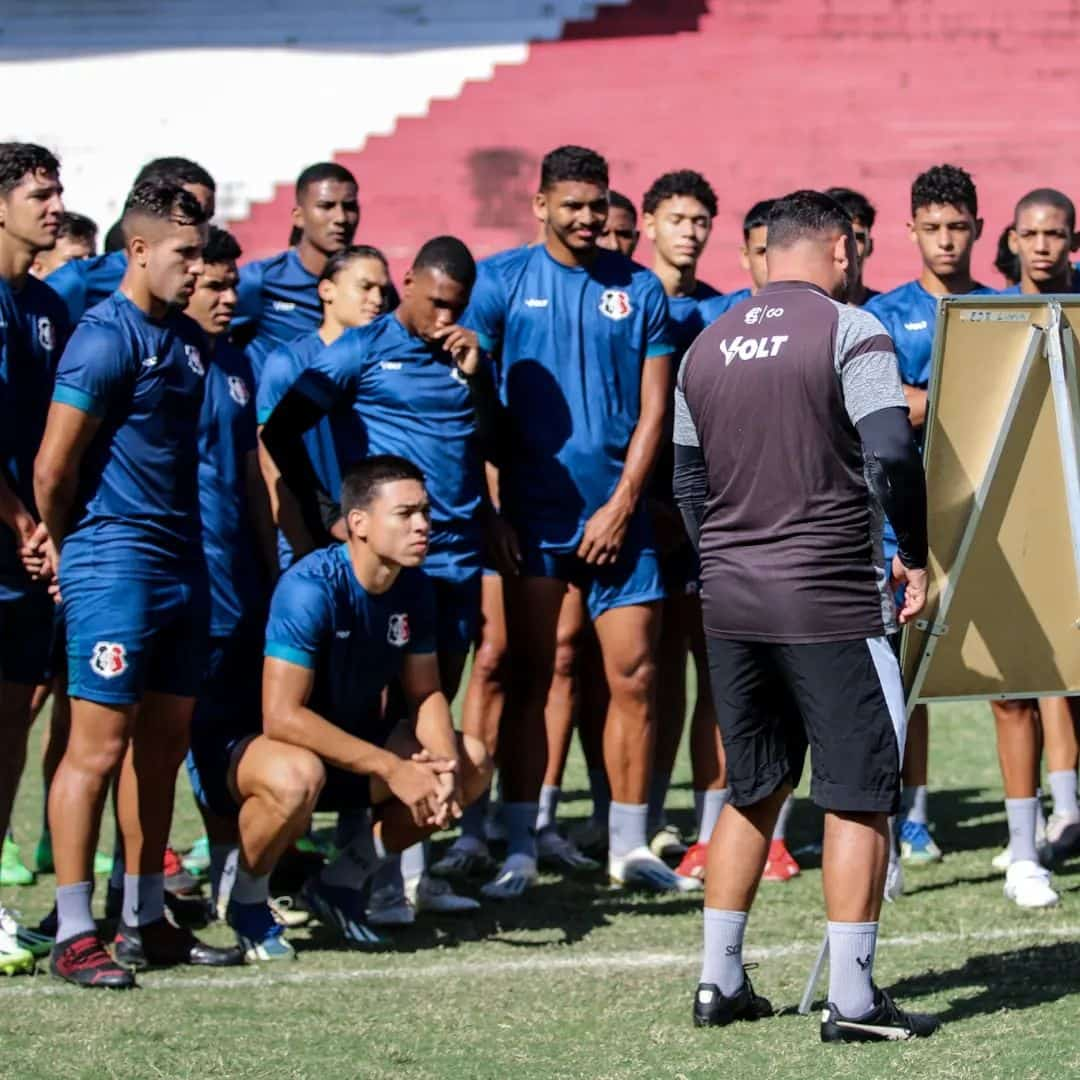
[{"left": 674, "top": 190, "right": 938, "bottom": 1043}]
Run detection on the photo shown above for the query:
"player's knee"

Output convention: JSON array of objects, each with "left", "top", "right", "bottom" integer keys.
[
  {"left": 265, "top": 749, "right": 325, "bottom": 816},
  {"left": 606, "top": 651, "right": 657, "bottom": 706}
]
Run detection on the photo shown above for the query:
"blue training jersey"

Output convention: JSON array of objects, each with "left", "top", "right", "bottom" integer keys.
[
  {"left": 53, "top": 291, "right": 208, "bottom": 571},
  {"left": 464, "top": 244, "right": 672, "bottom": 551},
  {"left": 199, "top": 340, "right": 267, "bottom": 635},
  {"left": 45, "top": 251, "right": 127, "bottom": 326},
  {"left": 290, "top": 313, "right": 485, "bottom": 582},
  {"left": 264, "top": 544, "right": 436, "bottom": 735},
  {"left": 236, "top": 249, "right": 321, "bottom": 381},
  {"left": 705, "top": 286, "right": 752, "bottom": 320},
  {"left": 667, "top": 281, "right": 733, "bottom": 361},
  {"left": 255, "top": 331, "right": 344, "bottom": 570},
  {"left": 0, "top": 278, "right": 71, "bottom": 599}
]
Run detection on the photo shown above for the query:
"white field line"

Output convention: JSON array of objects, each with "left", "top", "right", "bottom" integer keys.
[{"left": 3, "top": 923, "right": 1077, "bottom": 998}]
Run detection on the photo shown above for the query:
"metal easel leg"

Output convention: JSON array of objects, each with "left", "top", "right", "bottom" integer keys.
[{"left": 798, "top": 932, "right": 829, "bottom": 1015}]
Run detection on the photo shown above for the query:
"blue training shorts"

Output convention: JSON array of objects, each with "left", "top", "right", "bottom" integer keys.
[
  {"left": 428, "top": 571, "right": 482, "bottom": 655},
  {"left": 0, "top": 590, "right": 56, "bottom": 686},
  {"left": 520, "top": 512, "right": 664, "bottom": 619},
  {"left": 63, "top": 567, "right": 209, "bottom": 706}
]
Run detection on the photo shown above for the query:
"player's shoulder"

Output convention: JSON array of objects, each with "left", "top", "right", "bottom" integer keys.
[
  {"left": 278, "top": 544, "right": 345, "bottom": 597},
  {"left": 833, "top": 301, "right": 893, "bottom": 355},
  {"left": 864, "top": 279, "right": 924, "bottom": 318},
  {"left": 475, "top": 245, "right": 535, "bottom": 294}
]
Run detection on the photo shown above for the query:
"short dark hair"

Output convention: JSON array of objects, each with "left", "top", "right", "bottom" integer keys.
[
  {"left": 607, "top": 190, "right": 637, "bottom": 221},
  {"left": 121, "top": 180, "right": 208, "bottom": 244},
  {"left": 765, "top": 190, "right": 853, "bottom": 251},
  {"left": 295, "top": 162, "right": 357, "bottom": 200},
  {"left": 134, "top": 156, "right": 215, "bottom": 192},
  {"left": 742, "top": 198, "right": 776, "bottom": 239},
  {"left": 103, "top": 220, "right": 125, "bottom": 253},
  {"left": 319, "top": 244, "right": 389, "bottom": 285},
  {"left": 341, "top": 455, "right": 425, "bottom": 514},
  {"left": 540, "top": 145, "right": 608, "bottom": 191},
  {"left": 202, "top": 226, "right": 242, "bottom": 266},
  {"left": 994, "top": 224, "right": 1021, "bottom": 286},
  {"left": 0, "top": 143, "right": 60, "bottom": 195},
  {"left": 412, "top": 235, "right": 476, "bottom": 289},
  {"left": 642, "top": 170, "right": 718, "bottom": 218},
  {"left": 1014, "top": 187, "right": 1076, "bottom": 232},
  {"left": 824, "top": 187, "right": 876, "bottom": 229},
  {"left": 911, "top": 164, "right": 978, "bottom": 217},
  {"left": 56, "top": 211, "right": 98, "bottom": 246}
]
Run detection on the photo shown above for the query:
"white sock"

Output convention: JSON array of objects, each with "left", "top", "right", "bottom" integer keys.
[
  {"left": 536, "top": 784, "right": 561, "bottom": 833},
  {"left": 209, "top": 844, "right": 238, "bottom": 908},
  {"left": 827, "top": 921, "right": 878, "bottom": 1018},
  {"left": 904, "top": 785, "right": 929, "bottom": 826},
  {"left": 1048, "top": 770, "right": 1080, "bottom": 821},
  {"left": 771, "top": 794, "right": 794, "bottom": 841},
  {"left": 700, "top": 908, "right": 747, "bottom": 995},
  {"left": 608, "top": 802, "right": 648, "bottom": 859},
  {"left": 696, "top": 788, "right": 730, "bottom": 845},
  {"left": 121, "top": 873, "right": 164, "bottom": 927},
  {"left": 321, "top": 823, "right": 382, "bottom": 888}
]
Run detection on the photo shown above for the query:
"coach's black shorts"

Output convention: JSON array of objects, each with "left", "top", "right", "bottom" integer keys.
[{"left": 706, "top": 635, "right": 907, "bottom": 814}]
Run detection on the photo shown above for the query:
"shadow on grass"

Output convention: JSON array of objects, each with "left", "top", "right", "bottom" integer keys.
[{"left": 886, "top": 941, "right": 1080, "bottom": 1022}]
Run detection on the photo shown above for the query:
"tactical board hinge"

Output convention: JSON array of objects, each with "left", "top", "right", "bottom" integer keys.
[{"left": 914, "top": 619, "right": 948, "bottom": 636}]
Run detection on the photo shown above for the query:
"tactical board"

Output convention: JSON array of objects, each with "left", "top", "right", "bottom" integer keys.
[{"left": 901, "top": 295, "right": 1080, "bottom": 705}]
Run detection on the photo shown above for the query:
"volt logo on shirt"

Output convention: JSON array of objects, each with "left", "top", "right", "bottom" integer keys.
[{"left": 718, "top": 335, "right": 790, "bottom": 365}]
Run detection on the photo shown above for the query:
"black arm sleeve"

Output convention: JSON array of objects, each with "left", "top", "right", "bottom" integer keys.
[
  {"left": 673, "top": 441, "right": 708, "bottom": 553},
  {"left": 260, "top": 388, "right": 337, "bottom": 545},
  {"left": 855, "top": 406, "right": 929, "bottom": 569}
]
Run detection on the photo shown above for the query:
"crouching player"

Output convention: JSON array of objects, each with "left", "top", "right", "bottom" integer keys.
[{"left": 222, "top": 456, "right": 492, "bottom": 959}]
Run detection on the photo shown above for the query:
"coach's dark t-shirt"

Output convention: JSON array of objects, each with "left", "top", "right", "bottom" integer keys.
[{"left": 675, "top": 280, "right": 908, "bottom": 643}]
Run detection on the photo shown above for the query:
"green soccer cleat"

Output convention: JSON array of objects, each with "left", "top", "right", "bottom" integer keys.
[
  {"left": 1, "top": 837, "right": 35, "bottom": 886},
  {"left": 35, "top": 833, "right": 112, "bottom": 876},
  {"left": 182, "top": 834, "right": 211, "bottom": 878}
]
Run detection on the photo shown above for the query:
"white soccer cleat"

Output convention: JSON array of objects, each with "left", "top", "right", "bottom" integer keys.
[
  {"left": 269, "top": 895, "right": 310, "bottom": 928},
  {"left": 0, "top": 907, "right": 34, "bottom": 976},
  {"left": 1004, "top": 859, "right": 1059, "bottom": 908},
  {"left": 537, "top": 828, "right": 601, "bottom": 873},
  {"left": 366, "top": 883, "right": 416, "bottom": 927},
  {"left": 991, "top": 844, "right": 1012, "bottom": 872},
  {"left": 649, "top": 823, "right": 689, "bottom": 860},
  {"left": 480, "top": 854, "right": 538, "bottom": 900},
  {"left": 608, "top": 847, "right": 702, "bottom": 893},
  {"left": 430, "top": 836, "right": 496, "bottom": 878},
  {"left": 406, "top": 873, "right": 480, "bottom": 914}
]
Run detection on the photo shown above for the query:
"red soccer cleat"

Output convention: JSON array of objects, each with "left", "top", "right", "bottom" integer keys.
[
  {"left": 676, "top": 842, "right": 708, "bottom": 881},
  {"left": 761, "top": 839, "right": 801, "bottom": 882},
  {"left": 50, "top": 932, "right": 135, "bottom": 989}
]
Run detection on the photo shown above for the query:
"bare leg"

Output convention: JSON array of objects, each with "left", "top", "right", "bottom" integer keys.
[{"left": 542, "top": 585, "right": 587, "bottom": 793}]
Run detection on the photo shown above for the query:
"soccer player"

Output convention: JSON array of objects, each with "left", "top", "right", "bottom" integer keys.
[
  {"left": 179, "top": 226, "right": 277, "bottom": 922},
  {"left": 0, "top": 142, "right": 71, "bottom": 971},
  {"left": 597, "top": 191, "right": 639, "bottom": 256},
  {"left": 256, "top": 245, "right": 390, "bottom": 569},
  {"left": 34, "top": 180, "right": 242, "bottom": 988},
  {"left": 235, "top": 162, "right": 360, "bottom": 379},
  {"left": 223, "top": 456, "right": 491, "bottom": 958},
  {"left": 993, "top": 224, "right": 1021, "bottom": 287},
  {"left": 45, "top": 157, "right": 215, "bottom": 324},
  {"left": 825, "top": 187, "right": 879, "bottom": 304},
  {"left": 679, "top": 190, "right": 937, "bottom": 1042},
  {"left": 639, "top": 169, "right": 730, "bottom": 874},
  {"left": 866, "top": 165, "right": 994, "bottom": 873},
  {"left": 985, "top": 189, "right": 1080, "bottom": 898},
  {"left": 261, "top": 236, "right": 499, "bottom": 914},
  {"left": 461, "top": 145, "right": 697, "bottom": 896},
  {"left": 31, "top": 211, "right": 97, "bottom": 279}
]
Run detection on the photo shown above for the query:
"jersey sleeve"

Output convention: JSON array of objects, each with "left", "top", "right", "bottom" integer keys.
[
  {"left": 44, "top": 262, "right": 88, "bottom": 326},
  {"left": 640, "top": 273, "right": 674, "bottom": 359},
  {"left": 673, "top": 342, "right": 699, "bottom": 448},
  {"left": 406, "top": 573, "right": 437, "bottom": 655},
  {"left": 834, "top": 306, "right": 908, "bottom": 427},
  {"left": 51, "top": 321, "right": 134, "bottom": 417},
  {"left": 290, "top": 332, "right": 363, "bottom": 414},
  {"left": 233, "top": 260, "right": 264, "bottom": 330},
  {"left": 461, "top": 263, "right": 506, "bottom": 354},
  {"left": 264, "top": 570, "right": 333, "bottom": 668},
  {"left": 255, "top": 345, "right": 299, "bottom": 425}
]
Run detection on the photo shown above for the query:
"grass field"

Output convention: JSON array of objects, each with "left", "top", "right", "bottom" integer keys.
[{"left": 1, "top": 697, "right": 1078, "bottom": 1080}]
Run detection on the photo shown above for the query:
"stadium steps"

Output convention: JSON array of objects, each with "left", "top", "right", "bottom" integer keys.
[{"left": 228, "top": 0, "right": 1080, "bottom": 289}]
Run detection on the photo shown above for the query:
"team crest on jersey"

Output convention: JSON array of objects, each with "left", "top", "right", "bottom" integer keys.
[
  {"left": 598, "top": 289, "right": 632, "bottom": 321},
  {"left": 37, "top": 317, "right": 55, "bottom": 351},
  {"left": 227, "top": 375, "right": 250, "bottom": 406},
  {"left": 185, "top": 344, "right": 205, "bottom": 376},
  {"left": 90, "top": 641, "right": 128, "bottom": 679},
  {"left": 387, "top": 613, "right": 410, "bottom": 647}
]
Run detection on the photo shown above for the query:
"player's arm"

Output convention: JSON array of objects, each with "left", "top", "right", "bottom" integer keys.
[
  {"left": 0, "top": 469, "right": 48, "bottom": 580},
  {"left": 902, "top": 384, "right": 928, "bottom": 428},
  {"left": 244, "top": 449, "right": 281, "bottom": 581},
  {"left": 262, "top": 655, "right": 450, "bottom": 827},
  {"left": 578, "top": 352, "right": 672, "bottom": 566},
  {"left": 671, "top": 346, "right": 706, "bottom": 550}
]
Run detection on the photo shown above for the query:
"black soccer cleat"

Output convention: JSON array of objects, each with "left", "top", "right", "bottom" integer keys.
[
  {"left": 692, "top": 972, "right": 774, "bottom": 1027},
  {"left": 50, "top": 932, "right": 136, "bottom": 990},
  {"left": 113, "top": 918, "right": 244, "bottom": 971},
  {"left": 820, "top": 987, "right": 940, "bottom": 1043}
]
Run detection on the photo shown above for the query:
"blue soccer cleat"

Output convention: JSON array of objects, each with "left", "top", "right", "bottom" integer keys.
[{"left": 227, "top": 899, "right": 295, "bottom": 962}]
